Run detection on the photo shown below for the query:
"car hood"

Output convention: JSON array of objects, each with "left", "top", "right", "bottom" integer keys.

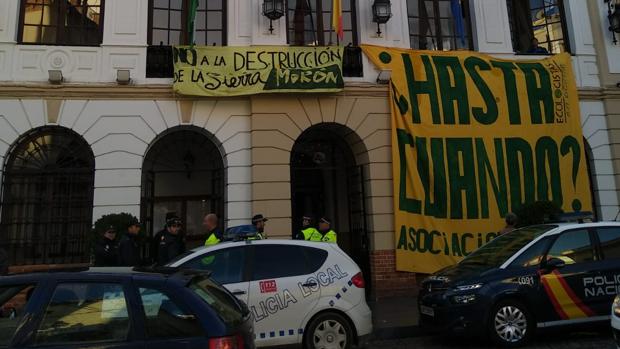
[{"left": 423, "top": 262, "right": 498, "bottom": 289}]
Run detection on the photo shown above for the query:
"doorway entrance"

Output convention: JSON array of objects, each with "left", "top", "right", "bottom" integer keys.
[
  {"left": 290, "top": 124, "right": 370, "bottom": 287},
  {"left": 141, "top": 127, "right": 224, "bottom": 252}
]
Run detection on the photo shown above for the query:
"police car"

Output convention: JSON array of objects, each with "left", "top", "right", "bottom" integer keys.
[
  {"left": 168, "top": 237, "right": 373, "bottom": 349},
  {"left": 419, "top": 221, "right": 620, "bottom": 347}
]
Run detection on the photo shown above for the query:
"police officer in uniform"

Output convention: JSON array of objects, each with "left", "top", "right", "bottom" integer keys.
[
  {"left": 251, "top": 214, "right": 268, "bottom": 239},
  {"left": 203, "top": 213, "right": 222, "bottom": 246},
  {"left": 156, "top": 216, "right": 185, "bottom": 266},
  {"left": 119, "top": 218, "right": 142, "bottom": 266},
  {"left": 297, "top": 214, "right": 319, "bottom": 240},
  {"left": 94, "top": 226, "right": 120, "bottom": 266},
  {"left": 305, "top": 217, "right": 337, "bottom": 243}
]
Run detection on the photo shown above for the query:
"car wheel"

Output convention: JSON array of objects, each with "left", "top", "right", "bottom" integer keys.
[
  {"left": 303, "top": 312, "right": 353, "bottom": 349},
  {"left": 488, "top": 300, "right": 534, "bottom": 347}
]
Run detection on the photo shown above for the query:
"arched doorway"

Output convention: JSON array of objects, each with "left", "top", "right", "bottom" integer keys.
[
  {"left": 141, "top": 126, "right": 225, "bottom": 251},
  {"left": 290, "top": 124, "right": 370, "bottom": 286},
  {"left": 0, "top": 126, "right": 95, "bottom": 265}
]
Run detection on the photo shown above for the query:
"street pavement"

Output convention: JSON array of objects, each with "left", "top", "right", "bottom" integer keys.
[{"left": 369, "top": 330, "right": 616, "bottom": 348}]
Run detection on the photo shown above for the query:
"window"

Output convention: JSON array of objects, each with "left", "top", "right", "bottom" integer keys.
[
  {"left": 19, "top": 0, "right": 104, "bottom": 46},
  {"left": 0, "top": 127, "right": 95, "bottom": 266},
  {"left": 252, "top": 245, "right": 311, "bottom": 280},
  {"left": 36, "top": 283, "right": 129, "bottom": 345},
  {"left": 0, "top": 284, "right": 36, "bottom": 348},
  {"left": 147, "top": 0, "right": 227, "bottom": 78},
  {"left": 184, "top": 247, "right": 246, "bottom": 285},
  {"left": 286, "top": 0, "right": 357, "bottom": 46},
  {"left": 302, "top": 246, "right": 328, "bottom": 272},
  {"left": 139, "top": 288, "right": 203, "bottom": 339},
  {"left": 149, "top": 0, "right": 226, "bottom": 46},
  {"left": 507, "top": 0, "right": 569, "bottom": 54},
  {"left": 406, "top": 0, "right": 472, "bottom": 50},
  {"left": 546, "top": 230, "right": 594, "bottom": 265},
  {"left": 189, "top": 276, "right": 244, "bottom": 325},
  {"left": 596, "top": 227, "right": 620, "bottom": 260},
  {"left": 508, "top": 238, "right": 551, "bottom": 268}
]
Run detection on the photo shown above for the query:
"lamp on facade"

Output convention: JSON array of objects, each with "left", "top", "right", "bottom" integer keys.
[
  {"left": 263, "top": 0, "right": 285, "bottom": 34},
  {"left": 48, "top": 70, "right": 63, "bottom": 84},
  {"left": 372, "top": 0, "right": 392, "bottom": 37},
  {"left": 607, "top": 0, "right": 620, "bottom": 44}
]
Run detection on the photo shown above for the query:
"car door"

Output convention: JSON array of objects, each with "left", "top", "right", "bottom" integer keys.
[
  {"left": 0, "top": 282, "right": 44, "bottom": 349},
  {"left": 247, "top": 244, "right": 321, "bottom": 347},
  {"left": 538, "top": 228, "right": 600, "bottom": 324},
  {"left": 180, "top": 246, "right": 250, "bottom": 304},
  {"left": 591, "top": 226, "right": 620, "bottom": 316},
  {"left": 132, "top": 283, "right": 211, "bottom": 349},
  {"left": 24, "top": 280, "right": 141, "bottom": 349}
]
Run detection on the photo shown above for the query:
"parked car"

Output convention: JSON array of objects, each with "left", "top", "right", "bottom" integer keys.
[
  {"left": 168, "top": 238, "right": 373, "bottom": 349},
  {"left": 0, "top": 267, "right": 254, "bottom": 349},
  {"left": 419, "top": 222, "right": 620, "bottom": 347}
]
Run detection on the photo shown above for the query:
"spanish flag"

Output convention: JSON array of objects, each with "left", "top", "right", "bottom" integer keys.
[{"left": 332, "top": 0, "right": 344, "bottom": 41}]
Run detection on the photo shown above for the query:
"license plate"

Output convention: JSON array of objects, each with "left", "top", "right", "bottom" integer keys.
[{"left": 420, "top": 305, "right": 435, "bottom": 317}]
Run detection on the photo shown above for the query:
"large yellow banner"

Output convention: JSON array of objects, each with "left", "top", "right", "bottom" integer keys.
[
  {"left": 362, "top": 45, "right": 592, "bottom": 274},
  {"left": 173, "top": 46, "right": 344, "bottom": 97}
]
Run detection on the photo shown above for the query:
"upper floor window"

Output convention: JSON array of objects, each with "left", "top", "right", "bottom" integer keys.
[
  {"left": 285, "top": 0, "right": 358, "bottom": 46},
  {"left": 149, "top": 0, "right": 226, "bottom": 46},
  {"left": 406, "top": 0, "right": 473, "bottom": 51},
  {"left": 507, "top": 0, "right": 570, "bottom": 54},
  {"left": 19, "top": 0, "right": 104, "bottom": 46}
]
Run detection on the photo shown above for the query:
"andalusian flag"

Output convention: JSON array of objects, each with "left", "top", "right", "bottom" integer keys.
[
  {"left": 332, "top": 0, "right": 344, "bottom": 41},
  {"left": 188, "top": 0, "right": 199, "bottom": 46}
]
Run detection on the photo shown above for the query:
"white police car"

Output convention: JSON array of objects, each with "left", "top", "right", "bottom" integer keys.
[{"left": 168, "top": 239, "right": 373, "bottom": 349}]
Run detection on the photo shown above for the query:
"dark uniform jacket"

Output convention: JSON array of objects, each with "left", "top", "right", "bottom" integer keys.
[
  {"left": 94, "top": 237, "right": 119, "bottom": 267},
  {"left": 157, "top": 231, "right": 186, "bottom": 266},
  {"left": 119, "top": 234, "right": 141, "bottom": 267}
]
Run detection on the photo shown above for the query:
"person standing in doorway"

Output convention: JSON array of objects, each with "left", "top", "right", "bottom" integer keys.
[
  {"left": 119, "top": 218, "right": 143, "bottom": 266},
  {"left": 151, "top": 212, "right": 177, "bottom": 263},
  {"left": 304, "top": 217, "right": 337, "bottom": 243},
  {"left": 94, "top": 226, "right": 120, "bottom": 266},
  {"left": 157, "top": 216, "right": 185, "bottom": 265},
  {"left": 296, "top": 214, "right": 319, "bottom": 240},
  {"left": 203, "top": 213, "right": 222, "bottom": 246},
  {"left": 500, "top": 213, "right": 518, "bottom": 235},
  {"left": 252, "top": 214, "right": 268, "bottom": 239},
  {"left": 0, "top": 246, "right": 8, "bottom": 275}
]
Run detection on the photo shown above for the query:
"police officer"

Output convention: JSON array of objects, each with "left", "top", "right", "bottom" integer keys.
[
  {"left": 94, "top": 226, "right": 120, "bottom": 266},
  {"left": 203, "top": 213, "right": 222, "bottom": 246},
  {"left": 297, "top": 214, "right": 319, "bottom": 240},
  {"left": 156, "top": 216, "right": 185, "bottom": 266},
  {"left": 119, "top": 218, "right": 142, "bottom": 266},
  {"left": 306, "top": 217, "right": 337, "bottom": 243},
  {"left": 151, "top": 212, "right": 177, "bottom": 263},
  {"left": 251, "top": 214, "right": 268, "bottom": 239}
]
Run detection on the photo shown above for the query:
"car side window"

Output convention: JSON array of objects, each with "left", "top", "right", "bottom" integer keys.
[
  {"left": 0, "top": 284, "right": 36, "bottom": 348},
  {"left": 302, "top": 246, "right": 328, "bottom": 272},
  {"left": 139, "top": 288, "right": 204, "bottom": 339},
  {"left": 546, "top": 229, "right": 594, "bottom": 265},
  {"left": 252, "top": 245, "right": 309, "bottom": 280},
  {"left": 183, "top": 246, "right": 246, "bottom": 285},
  {"left": 596, "top": 227, "right": 620, "bottom": 260},
  {"left": 508, "top": 238, "right": 550, "bottom": 268},
  {"left": 36, "top": 283, "right": 130, "bottom": 345}
]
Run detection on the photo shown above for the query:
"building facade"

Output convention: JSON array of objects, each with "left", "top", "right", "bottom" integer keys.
[{"left": 0, "top": 0, "right": 617, "bottom": 298}]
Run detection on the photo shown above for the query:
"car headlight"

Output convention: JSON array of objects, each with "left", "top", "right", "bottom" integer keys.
[
  {"left": 454, "top": 283, "right": 483, "bottom": 292},
  {"left": 613, "top": 295, "right": 620, "bottom": 317}
]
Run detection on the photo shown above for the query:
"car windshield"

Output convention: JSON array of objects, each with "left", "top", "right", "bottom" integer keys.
[
  {"left": 459, "top": 225, "right": 556, "bottom": 268},
  {"left": 168, "top": 248, "right": 205, "bottom": 266},
  {"left": 188, "top": 276, "right": 245, "bottom": 326}
]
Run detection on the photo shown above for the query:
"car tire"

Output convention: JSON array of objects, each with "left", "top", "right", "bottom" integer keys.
[
  {"left": 303, "top": 312, "right": 354, "bottom": 349},
  {"left": 488, "top": 300, "right": 534, "bottom": 347}
]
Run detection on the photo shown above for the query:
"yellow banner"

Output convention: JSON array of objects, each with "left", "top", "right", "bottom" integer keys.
[
  {"left": 362, "top": 45, "right": 592, "bottom": 274},
  {"left": 173, "top": 46, "right": 344, "bottom": 97}
]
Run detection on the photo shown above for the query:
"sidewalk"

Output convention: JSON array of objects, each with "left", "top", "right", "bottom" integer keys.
[{"left": 369, "top": 296, "right": 423, "bottom": 340}]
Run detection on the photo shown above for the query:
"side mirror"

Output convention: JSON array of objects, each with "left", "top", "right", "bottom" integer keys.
[{"left": 543, "top": 257, "right": 566, "bottom": 273}]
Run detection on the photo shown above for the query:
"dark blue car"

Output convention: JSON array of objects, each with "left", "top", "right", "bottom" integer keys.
[{"left": 0, "top": 267, "right": 254, "bottom": 349}]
